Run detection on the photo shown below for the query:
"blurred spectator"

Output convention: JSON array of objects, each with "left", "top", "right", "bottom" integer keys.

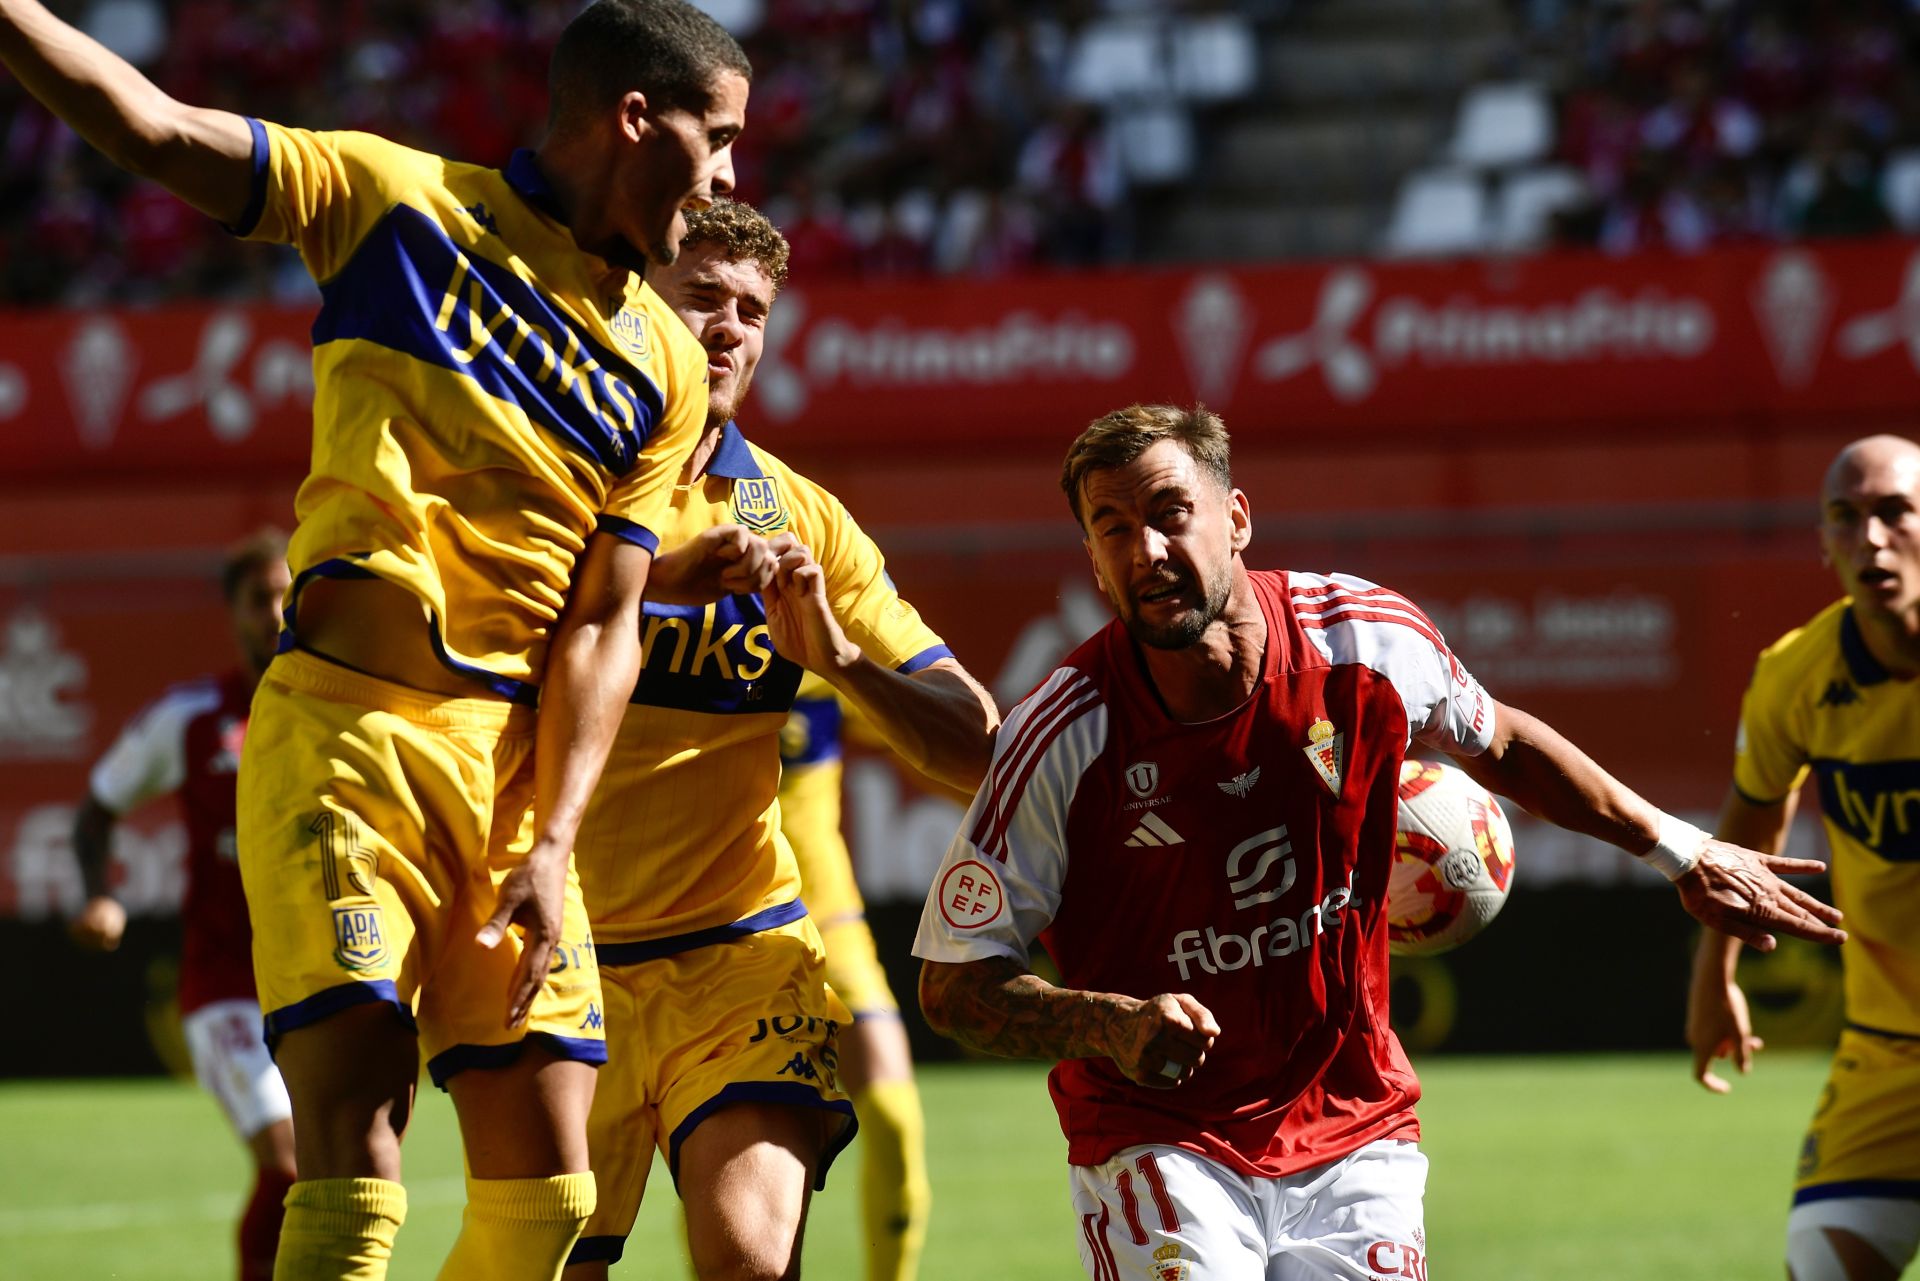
[
  {"left": 1544, "top": 0, "right": 1920, "bottom": 253},
  {"left": 2, "top": 0, "right": 1258, "bottom": 301}
]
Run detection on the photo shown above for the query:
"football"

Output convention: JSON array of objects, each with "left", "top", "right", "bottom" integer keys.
[{"left": 1387, "top": 760, "right": 1517, "bottom": 956}]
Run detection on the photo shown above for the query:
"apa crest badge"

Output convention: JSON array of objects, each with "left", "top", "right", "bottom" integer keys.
[
  {"left": 732, "top": 475, "right": 789, "bottom": 533},
  {"left": 332, "top": 905, "right": 389, "bottom": 971},
  {"left": 609, "top": 306, "right": 650, "bottom": 360}
]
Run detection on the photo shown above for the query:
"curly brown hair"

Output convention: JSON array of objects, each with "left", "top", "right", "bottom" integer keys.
[
  {"left": 1060, "top": 403, "right": 1232, "bottom": 527},
  {"left": 680, "top": 198, "right": 791, "bottom": 290}
]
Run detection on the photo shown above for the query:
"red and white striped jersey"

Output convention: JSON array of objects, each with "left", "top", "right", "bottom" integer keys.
[
  {"left": 90, "top": 670, "right": 257, "bottom": 1015},
  {"left": 914, "top": 570, "right": 1495, "bottom": 1177}
]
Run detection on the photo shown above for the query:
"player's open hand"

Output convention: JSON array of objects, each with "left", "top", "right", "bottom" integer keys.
[
  {"left": 764, "top": 539, "right": 861, "bottom": 675},
  {"left": 477, "top": 839, "right": 570, "bottom": 1028},
  {"left": 1686, "top": 962, "right": 1763, "bottom": 1094},
  {"left": 68, "top": 895, "right": 127, "bottom": 951},
  {"left": 1673, "top": 840, "right": 1844, "bottom": 952},
  {"left": 644, "top": 525, "right": 778, "bottom": 604},
  {"left": 1111, "top": 992, "right": 1220, "bottom": 1090}
]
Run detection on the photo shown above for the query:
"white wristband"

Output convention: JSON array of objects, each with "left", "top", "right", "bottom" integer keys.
[{"left": 1641, "top": 812, "right": 1708, "bottom": 881}]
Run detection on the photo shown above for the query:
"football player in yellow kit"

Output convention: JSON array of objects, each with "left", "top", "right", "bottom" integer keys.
[
  {"left": 779, "top": 676, "right": 933, "bottom": 1281},
  {"left": 1689, "top": 435, "right": 1920, "bottom": 1281},
  {"left": 562, "top": 199, "right": 999, "bottom": 1280},
  {"left": 0, "top": 3, "right": 764, "bottom": 1278}
]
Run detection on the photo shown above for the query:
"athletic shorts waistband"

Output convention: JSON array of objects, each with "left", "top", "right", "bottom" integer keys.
[{"left": 267, "top": 648, "right": 535, "bottom": 735}]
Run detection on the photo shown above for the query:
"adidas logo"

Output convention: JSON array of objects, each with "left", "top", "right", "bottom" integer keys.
[{"left": 1126, "top": 812, "right": 1184, "bottom": 847}]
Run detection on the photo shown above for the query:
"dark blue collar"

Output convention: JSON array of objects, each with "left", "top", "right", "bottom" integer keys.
[
  {"left": 707, "top": 421, "right": 764, "bottom": 480},
  {"left": 1840, "top": 606, "right": 1892, "bottom": 686},
  {"left": 503, "top": 149, "right": 567, "bottom": 224}
]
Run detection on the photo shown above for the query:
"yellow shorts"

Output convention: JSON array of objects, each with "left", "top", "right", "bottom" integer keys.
[
  {"left": 782, "top": 762, "right": 898, "bottom": 1018},
  {"left": 571, "top": 916, "right": 855, "bottom": 1267},
  {"left": 1794, "top": 1026, "right": 1920, "bottom": 1204},
  {"left": 237, "top": 649, "right": 605, "bottom": 1086}
]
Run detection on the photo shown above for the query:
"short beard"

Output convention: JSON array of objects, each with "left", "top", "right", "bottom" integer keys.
[{"left": 1119, "top": 567, "right": 1230, "bottom": 651}]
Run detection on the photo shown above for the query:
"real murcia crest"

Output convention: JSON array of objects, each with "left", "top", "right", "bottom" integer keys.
[
  {"left": 1151, "top": 1241, "right": 1192, "bottom": 1281},
  {"left": 1217, "top": 766, "right": 1260, "bottom": 798},
  {"left": 1303, "top": 717, "right": 1345, "bottom": 796}
]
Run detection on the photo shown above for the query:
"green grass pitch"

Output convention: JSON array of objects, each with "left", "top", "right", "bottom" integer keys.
[{"left": 0, "top": 1053, "right": 1829, "bottom": 1279}]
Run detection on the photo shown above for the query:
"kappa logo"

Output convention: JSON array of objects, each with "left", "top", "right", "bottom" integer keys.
[
  {"left": 460, "top": 202, "right": 499, "bottom": 236},
  {"left": 1125, "top": 761, "right": 1160, "bottom": 798},
  {"left": 1817, "top": 680, "right": 1859, "bottom": 708},
  {"left": 578, "top": 1002, "right": 603, "bottom": 1032},
  {"left": 1125, "top": 812, "right": 1184, "bottom": 848},
  {"left": 1217, "top": 766, "right": 1260, "bottom": 798}
]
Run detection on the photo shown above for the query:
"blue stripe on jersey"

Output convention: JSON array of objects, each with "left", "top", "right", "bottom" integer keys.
[
  {"left": 1793, "top": 1179, "right": 1920, "bottom": 1205},
  {"left": 312, "top": 204, "right": 666, "bottom": 474},
  {"left": 595, "top": 513, "right": 662, "bottom": 555},
  {"left": 897, "top": 643, "right": 954, "bottom": 675},
  {"left": 781, "top": 696, "right": 843, "bottom": 767},
  {"left": 631, "top": 593, "right": 804, "bottom": 715},
  {"left": 598, "top": 898, "right": 812, "bottom": 964},
  {"left": 1811, "top": 757, "right": 1920, "bottom": 861},
  {"left": 226, "top": 117, "right": 271, "bottom": 237}
]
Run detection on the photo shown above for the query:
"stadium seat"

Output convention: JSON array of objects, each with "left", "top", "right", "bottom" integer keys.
[
  {"left": 1382, "top": 168, "right": 1489, "bottom": 257},
  {"left": 1113, "top": 105, "right": 1195, "bottom": 186},
  {"left": 1064, "top": 18, "right": 1167, "bottom": 105},
  {"left": 1492, "top": 166, "right": 1589, "bottom": 251},
  {"left": 1449, "top": 82, "right": 1554, "bottom": 171},
  {"left": 1169, "top": 14, "right": 1258, "bottom": 104},
  {"left": 1882, "top": 149, "right": 1920, "bottom": 233}
]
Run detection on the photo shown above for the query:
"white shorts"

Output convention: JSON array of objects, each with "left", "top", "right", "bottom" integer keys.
[
  {"left": 1070, "top": 1140, "right": 1429, "bottom": 1281},
  {"left": 181, "top": 999, "right": 293, "bottom": 1141}
]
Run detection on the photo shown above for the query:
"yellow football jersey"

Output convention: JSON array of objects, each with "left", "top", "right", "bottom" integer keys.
[
  {"left": 1733, "top": 599, "right": 1920, "bottom": 1036},
  {"left": 575, "top": 424, "right": 950, "bottom": 951},
  {"left": 234, "top": 120, "right": 708, "bottom": 700}
]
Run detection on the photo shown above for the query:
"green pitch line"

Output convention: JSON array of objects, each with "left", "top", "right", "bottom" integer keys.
[{"left": 0, "top": 1053, "right": 1831, "bottom": 1280}]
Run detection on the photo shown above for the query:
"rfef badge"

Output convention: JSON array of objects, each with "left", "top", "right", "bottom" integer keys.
[{"left": 731, "top": 475, "right": 789, "bottom": 533}]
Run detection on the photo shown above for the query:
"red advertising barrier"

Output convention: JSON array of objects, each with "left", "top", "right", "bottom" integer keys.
[{"left": 4, "top": 239, "right": 1920, "bottom": 481}]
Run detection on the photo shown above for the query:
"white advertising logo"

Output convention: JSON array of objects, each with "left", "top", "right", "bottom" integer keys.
[
  {"left": 1225, "top": 825, "right": 1294, "bottom": 910},
  {"left": 0, "top": 607, "right": 91, "bottom": 760},
  {"left": 1176, "top": 273, "right": 1253, "bottom": 403},
  {"left": 1837, "top": 250, "right": 1920, "bottom": 372},
  {"left": 753, "top": 288, "right": 1135, "bottom": 422},
  {"left": 1751, "top": 250, "right": 1832, "bottom": 388},
  {"left": 1253, "top": 267, "right": 1716, "bottom": 403},
  {"left": 62, "top": 315, "right": 135, "bottom": 448}
]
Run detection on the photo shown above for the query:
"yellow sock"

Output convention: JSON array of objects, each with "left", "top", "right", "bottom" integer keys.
[
  {"left": 855, "top": 1079, "right": 929, "bottom": 1281},
  {"left": 435, "top": 1172, "right": 596, "bottom": 1281},
  {"left": 273, "top": 1178, "right": 406, "bottom": 1281}
]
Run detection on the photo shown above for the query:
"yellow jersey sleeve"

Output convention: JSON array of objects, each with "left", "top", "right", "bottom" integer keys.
[
  {"left": 596, "top": 315, "right": 707, "bottom": 550},
  {"left": 232, "top": 120, "right": 436, "bottom": 280},
  {"left": 1732, "top": 641, "right": 1812, "bottom": 806}
]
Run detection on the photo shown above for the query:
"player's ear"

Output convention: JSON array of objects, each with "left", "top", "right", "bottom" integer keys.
[
  {"left": 618, "top": 90, "right": 652, "bottom": 143},
  {"left": 1228, "top": 488, "right": 1252, "bottom": 553}
]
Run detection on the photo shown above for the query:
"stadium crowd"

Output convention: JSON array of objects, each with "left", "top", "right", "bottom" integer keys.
[
  {"left": 1532, "top": 0, "right": 1920, "bottom": 251},
  {"left": 0, "top": 0, "right": 1251, "bottom": 303}
]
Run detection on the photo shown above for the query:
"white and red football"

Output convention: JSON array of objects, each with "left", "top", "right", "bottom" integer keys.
[{"left": 1387, "top": 760, "right": 1516, "bottom": 956}]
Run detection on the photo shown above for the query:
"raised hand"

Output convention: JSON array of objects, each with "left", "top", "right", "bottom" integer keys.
[{"left": 645, "top": 524, "right": 779, "bottom": 604}]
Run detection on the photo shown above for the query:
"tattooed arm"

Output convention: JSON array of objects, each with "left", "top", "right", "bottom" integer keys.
[{"left": 919, "top": 956, "right": 1220, "bottom": 1089}]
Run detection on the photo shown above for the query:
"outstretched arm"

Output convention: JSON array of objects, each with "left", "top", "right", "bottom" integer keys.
[
  {"left": 1686, "top": 787, "right": 1798, "bottom": 1092},
  {"left": 0, "top": 0, "right": 252, "bottom": 222},
  {"left": 478, "top": 533, "right": 653, "bottom": 1027},
  {"left": 1451, "top": 700, "right": 1842, "bottom": 950},
  {"left": 919, "top": 956, "right": 1218, "bottom": 1089},
  {"left": 763, "top": 544, "right": 999, "bottom": 793}
]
